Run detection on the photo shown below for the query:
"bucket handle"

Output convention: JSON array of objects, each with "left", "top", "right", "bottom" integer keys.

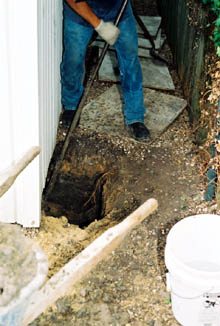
[{"left": 166, "top": 273, "right": 214, "bottom": 300}]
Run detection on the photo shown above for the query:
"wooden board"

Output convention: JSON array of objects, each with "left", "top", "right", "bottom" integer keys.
[{"left": 23, "top": 198, "right": 158, "bottom": 325}]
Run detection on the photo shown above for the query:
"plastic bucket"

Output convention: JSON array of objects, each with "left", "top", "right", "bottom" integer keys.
[
  {"left": 165, "top": 214, "right": 220, "bottom": 326},
  {"left": 0, "top": 224, "right": 48, "bottom": 326}
]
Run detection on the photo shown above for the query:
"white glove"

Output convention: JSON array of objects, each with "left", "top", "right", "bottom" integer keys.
[{"left": 95, "top": 20, "right": 120, "bottom": 46}]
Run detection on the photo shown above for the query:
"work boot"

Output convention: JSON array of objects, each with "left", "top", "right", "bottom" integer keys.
[
  {"left": 59, "top": 110, "right": 76, "bottom": 128},
  {"left": 127, "top": 122, "right": 150, "bottom": 142}
]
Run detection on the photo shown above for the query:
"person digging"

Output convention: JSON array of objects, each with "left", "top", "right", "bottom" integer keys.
[{"left": 60, "top": 0, "right": 150, "bottom": 142}]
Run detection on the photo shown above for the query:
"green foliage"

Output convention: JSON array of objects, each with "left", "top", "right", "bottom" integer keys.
[{"left": 201, "top": 0, "right": 220, "bottom": 55}]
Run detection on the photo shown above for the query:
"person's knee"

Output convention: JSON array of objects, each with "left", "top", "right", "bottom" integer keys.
[
  {"left": 61, "top": 51, "right": 84, "bottom": 85},
  {"left": 67, "top": 48, "right": 84, "bottom": 67},
  {"left": 117, "top": 29, "right": 138, "bottom": 58},
  {"left": 117, "top": 42, "right": 138, "bottom": 61},
  {"left": 125, "top": 43, "right": 138, "bottom": 58},
  {"left": 63, "top": 21, "right": 89, "bottom": 66}
]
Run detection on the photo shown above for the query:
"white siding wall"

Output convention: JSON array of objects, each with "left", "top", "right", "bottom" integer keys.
[
  {"left": 38, "top": 0, "right": 63, "bottom": 184},
  {"left": 0, "top": 0, "right": 62, "bottom": 227}
]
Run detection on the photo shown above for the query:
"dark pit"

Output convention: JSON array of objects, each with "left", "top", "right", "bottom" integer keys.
[{"left": 42, "top": 129, "right": 140, "bottom": 228}]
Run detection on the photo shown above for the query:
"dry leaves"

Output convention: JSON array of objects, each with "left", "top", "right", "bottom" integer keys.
[{"left": 207, "top": 59, "right": 220, "bottom": 104}]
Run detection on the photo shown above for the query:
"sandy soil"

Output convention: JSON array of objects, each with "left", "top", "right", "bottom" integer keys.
[{"left": 23, "top": 107, "right": 218, "bottom": 326}]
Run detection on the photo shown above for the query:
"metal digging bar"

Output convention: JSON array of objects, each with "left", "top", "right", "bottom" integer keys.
[
  {"left": 132, "top": 9, "right": 169, "bottom": 65},
  {"left": 45, "top": 0, "right": 129, "bottom": 200}
]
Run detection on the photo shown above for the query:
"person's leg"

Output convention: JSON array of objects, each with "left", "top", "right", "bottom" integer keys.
[
  {"left": 61, "top": 13, "right": 93, "bottom": 111},
  {"left": 114, "top": 10, "right": 150, "bottom": 140}
]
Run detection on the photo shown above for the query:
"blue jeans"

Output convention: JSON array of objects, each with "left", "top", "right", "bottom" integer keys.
[{"left": 61, "top": 6, "right": 145, "bottom": 125}]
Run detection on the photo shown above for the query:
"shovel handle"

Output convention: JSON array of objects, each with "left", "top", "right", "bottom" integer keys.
[{"left": 23, "top": 198, "right": 158, "bottom": 325}]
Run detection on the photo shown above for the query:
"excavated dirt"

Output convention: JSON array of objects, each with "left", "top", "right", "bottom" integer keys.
[
  {"left": 25, "top": 99, "right": 219, "bottom": 325},
  {"left": 25, "top": 110, "right": 217, "bottom": 326}
]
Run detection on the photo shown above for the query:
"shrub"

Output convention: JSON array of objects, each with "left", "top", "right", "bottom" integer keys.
[{"left": 202, "top": 0, "right": 220, "bottom": 55}]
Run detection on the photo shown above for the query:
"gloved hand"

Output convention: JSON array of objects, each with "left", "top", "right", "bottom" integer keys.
[{"left": 95, "top": 20, "right": 120, "bottom": 45}]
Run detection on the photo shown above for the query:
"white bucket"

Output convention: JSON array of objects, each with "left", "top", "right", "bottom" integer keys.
[{"left": 165, "top": 214, "right": 220, "bottom": 326}]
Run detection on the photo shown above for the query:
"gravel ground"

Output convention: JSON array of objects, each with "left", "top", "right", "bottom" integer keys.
[{"left": 27, "top": 109, "right": 218, "bottom": 326}]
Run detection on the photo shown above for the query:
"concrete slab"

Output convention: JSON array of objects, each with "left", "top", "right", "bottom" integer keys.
[
  {"left": 137, "top": 16, "right": 161, "bottom": 38},
  {"left": 137, "top": 48, "right": 151, "bottom": 58},
  {"left": 93, "top": 15, "right": 161, "bottom": 45},
  {"left": 91, "top": 15, "right": 163, "bottom": 58},
  {"left": 80, "top": 85, "right": 187, "bottom": 139},
  {"left": 92, "top": 16, "right": 164, "bottom": 49},
  {"left": 138, "top": 29, "right": 162, "bottom": 50},
  {"left": 138, "top": 40, "right": 167, "bottom": 58},
  {"left": 98, "top": 51, "right": 175, "bottom": 91}
]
